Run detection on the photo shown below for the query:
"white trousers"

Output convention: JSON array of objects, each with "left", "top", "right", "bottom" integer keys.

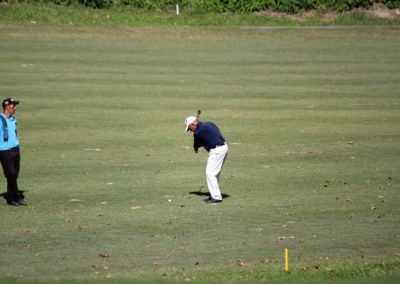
[{"left": 206, "top": 143, "right": 228, "bottom": 200}]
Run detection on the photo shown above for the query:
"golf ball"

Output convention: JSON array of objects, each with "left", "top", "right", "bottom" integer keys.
[{"left": 168, "top": 199, "right": 171, "bottom": 202}]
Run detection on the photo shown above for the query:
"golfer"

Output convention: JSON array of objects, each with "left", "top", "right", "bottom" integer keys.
[
  {"left": 0, "top": 98, "right": 26, "bottom": 206},
  {"left": 185, "top": 115, "right": 228, "bottom": 204}
]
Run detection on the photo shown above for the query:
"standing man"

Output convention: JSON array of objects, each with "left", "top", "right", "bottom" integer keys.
[
  {"left": 0, "top": 98, "right": 26, "bottom": 206},
  {"left": 185, "top": 115, "right": 228, "bottom": 204}
]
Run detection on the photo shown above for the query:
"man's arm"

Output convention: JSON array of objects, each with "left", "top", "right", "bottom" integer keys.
[{"left": 193, "top": 135, "right": 202, "bottom": 153}]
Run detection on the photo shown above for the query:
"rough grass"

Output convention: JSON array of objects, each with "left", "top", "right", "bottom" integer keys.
[
  {"left": 0, "top": 24, "right": 399, "bottom": 283},
  {"left": 0, "top": 2, "right": 400, "bottom": 26}
]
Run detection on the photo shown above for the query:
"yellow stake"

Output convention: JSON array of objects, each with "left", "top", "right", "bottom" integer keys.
[{"left": 284, "top": 248, "right": 289, "bottom": 272}]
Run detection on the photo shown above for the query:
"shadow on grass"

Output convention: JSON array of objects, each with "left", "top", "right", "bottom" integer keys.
[
  {"left": 0, "top": 190, "right": 25, "bottom": 201},
  {"left": 189, "top": 186, "right": 230, "bottom": 199}
]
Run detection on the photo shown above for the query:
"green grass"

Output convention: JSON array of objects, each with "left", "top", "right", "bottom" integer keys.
[
  {"left": 0, "top": 23, "right": 399, "bottom": 283},
  {"left": 1, "top": 2, "right": 400, "bottom": 27}
]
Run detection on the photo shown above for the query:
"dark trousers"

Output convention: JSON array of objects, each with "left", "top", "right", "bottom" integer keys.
[{"left": 0, "top": 149, "right": 20, "bottom": 202}]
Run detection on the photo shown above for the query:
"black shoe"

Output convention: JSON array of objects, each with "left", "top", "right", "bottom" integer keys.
[
  {"left": 204, "top": 198, "right": 222, "bottom": 205},
  {"left": 7, "top": 200, "right": 20, "bottom": 206},
  {"left": 17, "top": 199, "right": 27, "bottom": 206}
]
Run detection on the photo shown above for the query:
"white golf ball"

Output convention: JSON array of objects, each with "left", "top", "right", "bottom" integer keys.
[{"left": 168, "top": 199, "right": 171, "bottom": 202}]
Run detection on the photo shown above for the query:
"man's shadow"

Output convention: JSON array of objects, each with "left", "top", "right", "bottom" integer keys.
[
  {"left": 0, "top": 190, "right": 25, "bottom": 201},
  {"left": 189, "top": 186, "right": 230, "bottom": 199}
]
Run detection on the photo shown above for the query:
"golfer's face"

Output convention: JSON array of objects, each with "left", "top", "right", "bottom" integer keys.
[{"left": 188, "top": 123, "right": 197, "bottom": 132}]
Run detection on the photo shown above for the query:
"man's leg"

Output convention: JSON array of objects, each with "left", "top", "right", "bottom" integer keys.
[
  {"left": 206, "top": 144, "right": 228, "bottom": 200},
  {"left": 0, "top": 151, "right": 20, "bottom": 203}
]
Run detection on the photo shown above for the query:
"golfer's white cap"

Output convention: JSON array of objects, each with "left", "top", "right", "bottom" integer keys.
[{"left": 184, "top": 116, "right": 197, "bottom": 132}]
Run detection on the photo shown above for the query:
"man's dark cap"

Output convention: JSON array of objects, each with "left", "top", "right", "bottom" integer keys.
[{"left": 2, "top": 98, "right": 19, "bottom": 107}]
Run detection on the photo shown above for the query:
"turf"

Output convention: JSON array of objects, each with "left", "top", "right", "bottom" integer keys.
[{"left": 0, "top": 24, "right": 399, "bottom": 282}]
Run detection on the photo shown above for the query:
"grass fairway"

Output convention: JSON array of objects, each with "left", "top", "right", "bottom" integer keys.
[{"left": 0, "top": 24, "right": 399, "bottom": 283}]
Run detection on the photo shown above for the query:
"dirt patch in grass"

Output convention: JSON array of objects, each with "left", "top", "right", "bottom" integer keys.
[
  {"left": 254, "top": 3, "right": 400, "bottom": 21},
  {"left": 365, "top": 3, "right": 400, "bottom": 19}
]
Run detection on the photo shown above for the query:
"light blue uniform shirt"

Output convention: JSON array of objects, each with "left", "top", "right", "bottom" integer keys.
[{"left": 0, "top": 113, "right": 19, "bottom": 150}]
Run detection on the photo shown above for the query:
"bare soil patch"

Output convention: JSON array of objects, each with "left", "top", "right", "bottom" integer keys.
[
  {"left": 365, "top": 3, "right": 400, "bottom": 19},
  {"left": 254, "top": 3, "right": 400, "bottom": 21}
]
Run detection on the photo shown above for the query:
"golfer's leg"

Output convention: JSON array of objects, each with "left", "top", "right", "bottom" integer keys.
[
  {"left": 206, "top": 165, "right": 222, "bottom": 200},
  {"left": 206, "top": 148, "right": 227, "bottom": 200}
]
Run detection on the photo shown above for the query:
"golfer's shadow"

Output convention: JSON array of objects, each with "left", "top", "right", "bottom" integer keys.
[{"left": 189, "top": 187, "right": 230, "bottom": 199}]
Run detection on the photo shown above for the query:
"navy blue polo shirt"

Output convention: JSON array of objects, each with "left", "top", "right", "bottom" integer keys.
[{"left": 193, "top": 121, "right": 225, "bottom": 152}]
